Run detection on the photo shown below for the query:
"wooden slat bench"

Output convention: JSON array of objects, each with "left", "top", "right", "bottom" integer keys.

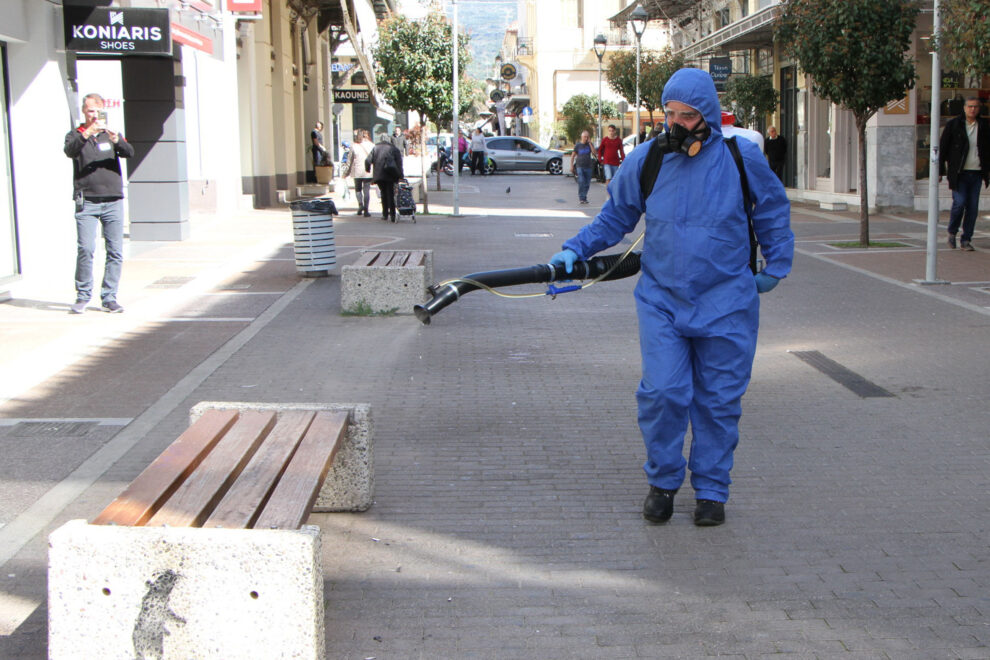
[
  {"left": 48, "top": 402, "right": 374, "bottom": 660},
  {"left": 341, "top": 248, "right": 434, "bottom": 315}
]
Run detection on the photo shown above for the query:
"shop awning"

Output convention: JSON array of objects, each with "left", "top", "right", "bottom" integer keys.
[
  {"left": 609, "top": 1, "right": 699, "bottom": 24},
  {"left": 315, "top": 0, "right": 396, "bottom": 33},
  {"left": 677, "top": 5, "right": 780, "bottom": 59},
  {"left": 608, "top": 2, "right": 780, "bottom": 59}
]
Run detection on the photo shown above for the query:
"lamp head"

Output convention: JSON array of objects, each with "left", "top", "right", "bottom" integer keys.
[
  {"left": 630, "top": 6, "right": 649, "bottom": 39},
  {"left": 593, "top": 34, "right": 607, "bottom": 60}
]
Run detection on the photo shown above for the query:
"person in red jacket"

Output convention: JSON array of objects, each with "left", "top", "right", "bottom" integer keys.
[{"left": 597, "top": 124, "right": 625, "bottom": 184}]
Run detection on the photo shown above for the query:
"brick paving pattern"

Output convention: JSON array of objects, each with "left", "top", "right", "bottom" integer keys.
[{"left": 0, "top": 173, "right": 988, "bottom": 658}]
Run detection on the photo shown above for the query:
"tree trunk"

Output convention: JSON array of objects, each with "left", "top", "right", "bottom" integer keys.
[
  {"left": 419, "top": 112, "right": 429, "bottom": 214},
  {"left": 435, "top": 133, "right": 442, "bottom": 191},
  {"left": 856, "top": 114, "right": 870, "bottom": 246}
]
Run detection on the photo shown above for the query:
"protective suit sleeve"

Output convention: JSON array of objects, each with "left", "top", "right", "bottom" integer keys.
[
  {"left": 736, "top": 138, "right": 794, "bottom": 280},
  {"left": 561, "top": 144, "right": 650, "bottom": 259}
]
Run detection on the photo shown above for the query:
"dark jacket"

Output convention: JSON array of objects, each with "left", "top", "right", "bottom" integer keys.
[
  {"left": 64, "top": 127, "right": 134, "bottom": 199},
  {"left": 939, "top": 114, "right": 990, "bottom": 190},
  {"left": 764, "top": 135, "right": 786, "bottom": 164},
  {"left": 366, "top": 141, "right": 404, "bottom": 184}
]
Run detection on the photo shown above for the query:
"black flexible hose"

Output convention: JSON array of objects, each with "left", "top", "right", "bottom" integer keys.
[{"left": 414, "top": 251, "right": 642, "bottom": 325}]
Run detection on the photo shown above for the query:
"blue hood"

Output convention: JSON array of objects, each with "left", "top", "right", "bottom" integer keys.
[{"left": 660, "top": 68, "right": 723, "bottom": 140}]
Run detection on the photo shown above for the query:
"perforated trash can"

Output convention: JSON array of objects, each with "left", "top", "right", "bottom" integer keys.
[{"left": 289, "top": 198, "right": 338, "bottom": 277}]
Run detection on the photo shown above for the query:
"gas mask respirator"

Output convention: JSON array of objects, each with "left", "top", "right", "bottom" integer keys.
[{"left": 656, "top": 121, "right": 710, "bottom": 157}]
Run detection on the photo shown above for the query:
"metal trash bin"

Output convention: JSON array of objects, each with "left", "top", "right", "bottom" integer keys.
[{"left": 289, "top": 198, "right": 338, "bottom": 277}]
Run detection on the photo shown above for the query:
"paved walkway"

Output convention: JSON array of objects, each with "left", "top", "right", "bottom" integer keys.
[{"left": 0, "top": 172, "right": 988, "bottom": 658}]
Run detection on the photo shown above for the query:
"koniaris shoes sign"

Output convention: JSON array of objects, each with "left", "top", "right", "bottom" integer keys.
[{"left": 64, "top": 7, "right": 172, "bottom": 56}]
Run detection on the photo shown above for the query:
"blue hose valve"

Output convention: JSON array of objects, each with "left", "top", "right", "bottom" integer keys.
[{"left": 546, "top": 283, "right": 582, "bottom": 299}]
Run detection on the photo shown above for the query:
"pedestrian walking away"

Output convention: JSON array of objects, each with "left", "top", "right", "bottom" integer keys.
[
  {"left": 350, "top": 129, "right": 375, "bottom": 217},
  {"left": 366, "top": 134, "right": 404, "bottom": 222},
  {"left": 550, "top": 68, "right": 794, "bottom": 526},
  {"left": 597, "top": 124, "right": 625, "bottom": 185},
  {"left": 764, "top": 126, "right": 786, "bottom": 182},
  {"left": 571, "top": 130, "right": 595, "bottom": 204},
  {"left": 64, "top": 92, "right": 134, "bottom": 315},
  {"left": 469, "top": 128, "right": 487, "bottom": 175},
  {"left": 939, "top": 97, "right": 989, "bottom": 251}
]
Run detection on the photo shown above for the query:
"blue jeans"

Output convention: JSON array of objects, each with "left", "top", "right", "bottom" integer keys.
[
  {"left": 75, "top": 199, "right": 124, "bottom": 303},
  {"left": 948, "top": 171, "right": 983, "bottom": 242},
  {"left": 576, "top": 166, "right": 593, "bottom": 201},
  {"left": 603, "top": 164, "right": 620, "bottom": 181}
]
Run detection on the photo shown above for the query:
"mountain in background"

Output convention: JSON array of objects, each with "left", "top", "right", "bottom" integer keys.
[{"left": 443, "top": 1, "right": 518, "bottom": 83}]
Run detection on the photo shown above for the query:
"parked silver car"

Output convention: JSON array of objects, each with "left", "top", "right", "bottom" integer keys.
[{"left": 482, "top": 136, "right": 564, "bottom": 175}]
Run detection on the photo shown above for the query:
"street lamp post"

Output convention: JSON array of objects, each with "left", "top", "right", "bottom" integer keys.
[
  {"left": 630, "top": 6, "right": 649, "bottom": 146},
  {"left": 923, "top": 0, "right": 945, "bottom": 284},
  {"left": 593, "top": 34, "right": 608, "bottom": 146},
  {"left": 452, "top": 0, "right": 460, "bottom": 215},
  {"left": 495, "top": 53, "right": 503, "bottom": 135}
]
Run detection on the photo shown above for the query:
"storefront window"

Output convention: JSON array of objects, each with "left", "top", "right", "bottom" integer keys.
[
  {"left": 757, "top": 48, "right": 773, "bottom": 76},
  {"left": 816, "top": 99, "right": 831, "bottom": 179}
]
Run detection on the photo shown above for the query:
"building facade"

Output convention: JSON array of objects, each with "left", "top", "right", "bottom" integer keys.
[
  {"left": 510, "top": 0, "right": 669, "bottom": 146},
  {"left": 640, "top": 0, "right": 990, "bottom": 211},
  {"left": 0, "top": 0, "right": 394, "bottom": 296}
]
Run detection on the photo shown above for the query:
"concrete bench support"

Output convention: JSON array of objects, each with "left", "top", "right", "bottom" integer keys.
[
  {"left": 341, "top": 249, "right": 433, "bottom": 315},
  {"left": 190, "top": 401, "right": 374, "bottom": 512},
  {"left": 49, "top": 522, "right": 323, "bottom": 660}
]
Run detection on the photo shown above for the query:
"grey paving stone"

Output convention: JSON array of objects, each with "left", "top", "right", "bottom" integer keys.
[{"left": 2, "top": 177, "right": 989, "bottom": 658}]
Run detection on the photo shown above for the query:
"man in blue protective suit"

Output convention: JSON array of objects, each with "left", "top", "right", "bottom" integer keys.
[{"left": 550, "top": 68, "right": 794, "bottom": 526}]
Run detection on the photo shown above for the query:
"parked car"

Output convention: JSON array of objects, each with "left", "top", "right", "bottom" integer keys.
[
  {"left": 623, "top": 133, "right": 646, "bottom": 155},
  {"left": 482, "top": 136, "right": 564, "bottom": 175}
]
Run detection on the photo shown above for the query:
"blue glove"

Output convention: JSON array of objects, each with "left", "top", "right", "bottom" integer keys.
[
  {"left": 754, "top": 272, "right": 779, "bottom": 294},
  {"left": 550, "top": 249, "right": 579, "bottom": 274}
]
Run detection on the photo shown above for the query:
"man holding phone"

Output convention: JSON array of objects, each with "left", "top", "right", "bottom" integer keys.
[{"left": 63, "top": 93, "right": 134, "bottom": 314}]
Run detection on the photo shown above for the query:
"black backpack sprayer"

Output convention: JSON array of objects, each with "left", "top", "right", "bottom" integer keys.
[{"left": 413, "top": 241, "right": 643, "bottom": 325}]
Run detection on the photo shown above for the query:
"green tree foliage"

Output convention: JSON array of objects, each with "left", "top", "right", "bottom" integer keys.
[
  {"left": 458, "top": 78, "right": 488, "bottom": 124},
  {"left": 560, "top": 94, "right": 618, "bottom": 143},
  {"left": 605, "top": 48, "right": 684, "bottom": 126},
  {"left": 777, "top": 0, "right": 920, "bottom": 246},
  {"left": 722, "top": 75, "right": 779, "bottom": 128},
  {"left": 937, "top": 0, "right": 990, "bottom": 77},
  {"left": 373, "top": 13, "right": 470, "bottom": 198}
]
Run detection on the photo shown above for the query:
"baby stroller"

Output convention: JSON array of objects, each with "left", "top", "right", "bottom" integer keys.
[{"left": 395, "top": 178, "right": 416, "bottom": 223}]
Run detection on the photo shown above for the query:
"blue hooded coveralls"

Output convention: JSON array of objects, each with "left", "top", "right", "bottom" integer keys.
[{"left": 562, "top": 68, "right": 794, "bottom": 503}]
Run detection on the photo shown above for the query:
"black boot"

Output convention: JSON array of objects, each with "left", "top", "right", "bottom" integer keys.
[
  {"left": 693, "top": 500, "right": 725, "bottom": 527},
  {"left": 643, "top": 486, "right": 677, "bottom": 524}
]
